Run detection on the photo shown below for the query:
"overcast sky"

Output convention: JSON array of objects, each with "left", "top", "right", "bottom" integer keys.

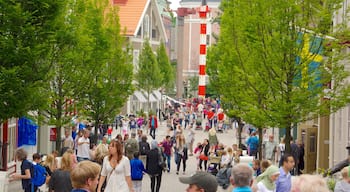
[{"left": 169, "top": 0, "right": 180, "bottom": 10}]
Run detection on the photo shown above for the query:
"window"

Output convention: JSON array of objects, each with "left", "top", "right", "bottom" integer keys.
[{"left": 152, "top": 29, "right": 157, "bottom": 39}]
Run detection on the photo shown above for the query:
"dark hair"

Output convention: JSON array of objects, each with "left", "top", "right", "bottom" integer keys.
[
  {"left": 166, "top": 135, "right": 171, "bottom": 139},
  {"left": 282, "top": 153, "right": 294, "bottom": 163},
  {"left": 133, "top": 152, "right": 140, "bottom": 159},
  {"left": 33, "top": 153, "right": 41, "bottom": 160}
]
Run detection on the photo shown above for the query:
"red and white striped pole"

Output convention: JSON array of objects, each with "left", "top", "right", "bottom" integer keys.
[{"left": 198, "top": 5, "right": 209, "bottom": 98}]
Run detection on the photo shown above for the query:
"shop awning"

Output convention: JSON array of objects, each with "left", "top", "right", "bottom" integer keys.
[{"left": 133, "top": 91, "right": 147, "bottom": 103}]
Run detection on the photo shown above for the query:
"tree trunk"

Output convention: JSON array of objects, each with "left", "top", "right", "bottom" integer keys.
[
  {"left": 238, "top": 118, "right": 244, "bottom": 147},
  {"left": 258, "top": 127, "right": 263, "bottom": 160}
]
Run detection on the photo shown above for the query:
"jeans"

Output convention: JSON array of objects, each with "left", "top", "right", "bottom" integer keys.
[
  {"left": 150, "top": 126, "right": 156, "bottom": 139},
  {"left": 165, "top": 154, "right": 171, "bottom": 171}
]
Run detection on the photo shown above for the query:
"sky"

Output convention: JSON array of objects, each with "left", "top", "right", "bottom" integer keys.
[{"left": 169, "top": 0, "right": 181, "bottom": 10}]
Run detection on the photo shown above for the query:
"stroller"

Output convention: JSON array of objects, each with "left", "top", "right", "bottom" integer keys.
[
  {"left": 217, "top": 122, "right": 224, "bottom": 133},
  {"left": 207, "top": 155, "right": 222, "bottom": 176}
]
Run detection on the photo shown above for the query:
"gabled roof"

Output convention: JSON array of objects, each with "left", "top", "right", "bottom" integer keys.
[
  {"left": 113, "top": 0, "right": 168, "bottom": 42},
  {"left": 113, "top": 0, "right": 150, "bottom": 36}
]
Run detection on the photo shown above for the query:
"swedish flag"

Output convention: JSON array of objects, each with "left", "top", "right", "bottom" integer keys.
[{"left": 295, "top": 32, "right": 323, "bottom": 89}]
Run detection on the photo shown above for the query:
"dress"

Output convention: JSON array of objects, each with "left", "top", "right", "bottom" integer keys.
[{"left": 101, "top": 156, "right": 131, "bottom": 192}]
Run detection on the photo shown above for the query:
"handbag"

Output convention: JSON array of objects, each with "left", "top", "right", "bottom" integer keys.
[
  {"left": 199, "top": 154, "right": 208, "bottom": 161},
  {"left": 158, "top": 149, "right": 166, "bottom": 170}
]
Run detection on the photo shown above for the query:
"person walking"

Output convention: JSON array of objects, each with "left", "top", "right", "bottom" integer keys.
[
  {"left": 186, "top": 127, "right": 195, "bottom": 156},
  {"left": 146, "top": 140, "right": 163, "bottom": 192},
  {"left": 199, "top": 139, "right": 210, "bottom": 171},
  {"left": 264, "top": 135, "right": 277, "bottom": 161},
  {"left": 175, "top": 134, "right": 188, "bottom": 175},
  {"left": 130, "top": 152, "right": 146, "bottom": 192},
  {"left": 97, "top": 140, "right": 134, "bottom": 192},
  {"left": 256, "top": 165, "right": 280, "bottom": 192},
  {"left": 125, "top": 133, "right": 139, "bottom": 161},
  {"left": 276, "top": 154, "right": 295, "bottom": 192},
  {"left": 161, "top": 135, "right": 173, "bottom": 172},
  {"left": 149, "top": 114, "right": 158, "bottom": 139},
  {"left": 246, "top": 132, "right": 259, "bottom": 158}
]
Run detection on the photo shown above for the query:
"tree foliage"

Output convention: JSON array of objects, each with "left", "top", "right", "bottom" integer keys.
[
  {"left": 207, "top": 0, "right": 350, "bottom": 152},
  {"left": 77, "top": 0, "right": 133, "bottom": 144},
  {"left": 136, "top": 39, "right": 162, "bottom": 111},
  {"left": 0, "top": 0, "right": 65, "bottom": 122},
  {"left": 157, "top": 41, "right": 174, "bottom": 90}
]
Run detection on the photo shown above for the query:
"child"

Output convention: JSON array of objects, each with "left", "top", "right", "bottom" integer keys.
[
  {"left": 194, "top": 142, "right": 203, "bottom": 170},
  {"left": 260, "top": 159, "right": 272, "bottom": 173},
  {"left": 252, "top": 159, "right": 261, "bottom": 177},
  {"left": 130, "top": 152, "right": 146, "bottom": 192}
]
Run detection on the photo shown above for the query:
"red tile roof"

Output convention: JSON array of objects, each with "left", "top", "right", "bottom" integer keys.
[{"left": 113, "top": 0, "right": 149, "bottom": 36}]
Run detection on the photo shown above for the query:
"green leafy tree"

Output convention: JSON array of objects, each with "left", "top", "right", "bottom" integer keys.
[
  {"left": 78, "top": 0, "right": 133, "bottom": 144},
  {"left": 136, "top": 39, "right": 162, "bottom": 112},
  {"left": 207, "top": 0, "right": 350, "bottom": 153},
  {"left": 0, "top": 0, "right": 65, "bottom": 122},
  {"left": 157, "top": 41, "right": 174, "bottom": 91},
  {"left": 41, "top": 0, "right": 97, "bottom": 151}
]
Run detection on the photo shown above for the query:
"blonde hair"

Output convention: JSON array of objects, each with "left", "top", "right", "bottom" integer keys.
[
  {"left": 42, "top": 154, "right": 56, "bottom": 171},
  {"left": 291, "top": 174, "right": 329, "bottom": 192},
  {"left": 61, "top": 152, "right": 72, "bottom": 171},
  {"left": 94, "top": 144, "right": 109, "bottom": 164},
  {"left": 340, "top": 166, "right": 349, "bottom": 178},
  {"left": 71, "top": 161, "right": 101, "bottom": 189}
]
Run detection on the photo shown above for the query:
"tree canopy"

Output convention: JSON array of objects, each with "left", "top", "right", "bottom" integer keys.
[
  {"left": 207, "top": 0, "right": 350, "bottom": 152},
  {"left": 0, "top": 0, "right": 65, "bottom": 122}
]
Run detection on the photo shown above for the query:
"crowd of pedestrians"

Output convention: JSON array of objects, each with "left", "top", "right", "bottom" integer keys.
[{"left": 9, "top": 97, "right": 347, "bottom": 192}]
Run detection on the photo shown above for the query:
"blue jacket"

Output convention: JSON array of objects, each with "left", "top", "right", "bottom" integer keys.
[
  {"left": 247, "top": 136, "right": 259, "bottom": 151},
  {"left": 130, "top": 158, "right": 146, "bottom": 180}
]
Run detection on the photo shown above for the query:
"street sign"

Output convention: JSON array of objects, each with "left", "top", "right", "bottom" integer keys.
[{"left": 50, "top": 128, "right": 57, "bottom": 141}]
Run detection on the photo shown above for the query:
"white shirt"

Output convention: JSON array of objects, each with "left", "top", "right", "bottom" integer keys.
[
  {"left": 77, "top": 137, "right": 90, "bottom": 158},
  {"left": 257, "top": 181, "right": 275, "bottom": 192}
]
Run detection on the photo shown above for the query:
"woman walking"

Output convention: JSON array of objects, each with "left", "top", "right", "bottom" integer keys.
[
  {"left": 97, "top": 140, "right": 134, "bottom": 192},
  {"left": 146, "top": 140, "right": 163, "bottom": 192},
  {"left": 175, "top": 134, "right": 188, "bottom": 175},
  {"left": 199, "top": 139, "right": 210, "bottom": 171},
  {"left": 256, "top": 165, "right": 280, "bottom": 192}
]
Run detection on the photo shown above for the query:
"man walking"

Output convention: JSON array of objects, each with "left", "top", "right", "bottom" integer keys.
[
  {"left": 276, "top": 153, "right": 295, "bottom": 192},
  {"left": 149, "top": 114, "right": 158, "bottom": 139},
  {"left": 264, "top": 135, "right": 277, "bottom": 161}
]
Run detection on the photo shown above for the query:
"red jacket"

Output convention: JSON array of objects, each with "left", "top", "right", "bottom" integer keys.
[{"left": 149, "top": 116, "right": 158, "bottom": 128}]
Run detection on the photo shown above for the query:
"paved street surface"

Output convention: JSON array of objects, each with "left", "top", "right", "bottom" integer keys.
[{"left": 112, "top": 120, "right": 236, "bottom": 192}]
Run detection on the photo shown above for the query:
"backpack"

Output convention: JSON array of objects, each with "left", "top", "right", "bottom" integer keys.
[
  {"left": 31, "top": 163, "right": 47, "bottom": 187},
  {"left": 216, "top": 167, "right": 232, "bottom": 189}
]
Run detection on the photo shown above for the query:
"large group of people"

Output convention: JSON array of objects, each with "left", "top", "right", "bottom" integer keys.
[{"left": 9, "top": 97, "right": 349, "bottom": 192}]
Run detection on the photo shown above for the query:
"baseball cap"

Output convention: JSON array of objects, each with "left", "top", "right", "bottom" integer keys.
[{"left": 179, "top": 171, "right": 218, "bottom": 192}]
